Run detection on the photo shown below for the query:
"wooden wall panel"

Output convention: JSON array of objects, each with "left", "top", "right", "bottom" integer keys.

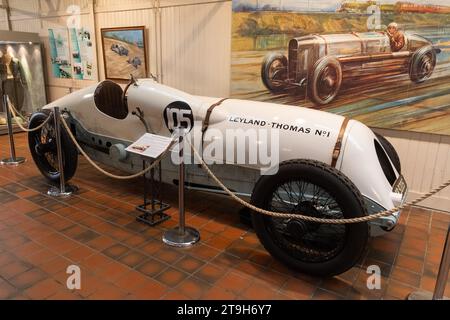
[
  {"left": 0, "top": 8, "right": 10, "bottom": 30},
  {"left": 8, "top": 0, "right": 90, "bottom": 19},
  {"left": 160, "top": 1, "right": 231, "bottom": 96},
  {"left": 375, "top": 129, "right": 450, "bottom": 211},
  {"left": 94, "top": 0, "right": 229, "bottom": 12}
]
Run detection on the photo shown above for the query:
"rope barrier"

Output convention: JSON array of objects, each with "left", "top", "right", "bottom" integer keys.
[
  {"left": 188, "top": 140, "right": 450, "bottom": 224},
  {"left": 60, "top": 115, "right": 175, "bottom": 180},
  {"left": 8, "top": 102, "right": 27, "bottom": 122},
  {"left": 54, "top": 112, "right": 449, "bottom": 224},
  {"left": 8, "top": 103, "right": 52, "bottom": 133}
]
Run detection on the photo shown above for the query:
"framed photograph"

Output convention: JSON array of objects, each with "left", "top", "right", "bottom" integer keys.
[{"left": 101, "top": 26, "right": 148, "bottom": 80}]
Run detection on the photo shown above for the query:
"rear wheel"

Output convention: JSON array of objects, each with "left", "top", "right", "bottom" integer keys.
[
  {"left": 261, "top": 52, "right": 288, "bottom": 92},
  {"left": 409, "top": 45, "right": 436, "bottom": 83},
  {"left": 28, "top": 112, "right": 78, "bottom": 183},
  {"left": 308, "top": 56, "right": 342, "bottom": 106},
  {"left": 251, "top": 160, "right": 368, "bottom": 277}
]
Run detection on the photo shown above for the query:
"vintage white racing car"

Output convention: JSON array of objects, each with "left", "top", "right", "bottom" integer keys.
[{"left": 28, "top": 78, "right": 407, "bottom": 276}]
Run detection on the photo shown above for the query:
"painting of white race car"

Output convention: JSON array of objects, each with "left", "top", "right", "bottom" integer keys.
[
  {"left": 28, "top": 78, "right": 407, "bottom": 276},
  {"left": 127, "top": 57, "right": 142, "bottom": 69},
  {"left": 111, "top": 43, "right": 129, "bottom": 56}
]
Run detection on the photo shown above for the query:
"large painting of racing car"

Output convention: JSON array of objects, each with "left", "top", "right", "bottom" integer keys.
[
  {"left": 231, "top": 0, "right": 450, "bottom": 135},
  {"left": 262, "top": 31, "right": 441, "bottom": 105},
  {"left": 28, "top": 77, "right": 407, "bottom": 277}
]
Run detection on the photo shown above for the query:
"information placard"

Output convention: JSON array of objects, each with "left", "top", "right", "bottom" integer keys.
[{"left": 126, "top": 133, "right": 173, "bottom": 159}]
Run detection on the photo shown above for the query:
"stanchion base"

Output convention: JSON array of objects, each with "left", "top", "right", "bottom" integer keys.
[
  {"left": 407, "top": 291, "right": 449, "bottom": 300},
  {"left": 47, "top": 184, "right": 78, "bottom": 198},
  {"left": 163, "top": 227, "right": 200, "bottom": 248},
  {"left": 0, "top": 157, "right": 26, "bottom": 166}
]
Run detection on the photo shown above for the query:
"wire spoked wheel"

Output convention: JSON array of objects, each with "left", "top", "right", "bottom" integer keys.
[
  {"left": 28, "top": 112, "right": 78, "bottom": 183},
  {"left": 267, "top": 180, "right": 347, "bottom": 263},
  {"left": 36, "top": 121, "right": 59, "bottom": 174},
  {"left": 251, "top": 160, "right": 368, "bottom": 277}
]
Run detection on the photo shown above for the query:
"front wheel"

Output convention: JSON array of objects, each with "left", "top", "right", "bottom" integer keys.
[
  {"left": 28, "top": 112, "right": 78, "bottom": 183},
  {"left": 308, "top": 56, "right": 342, "bottom": 106},
  {"left": 251, "top": 160, "right": 368, "bottom": 277},
  {"left": 261, "top": 52, "right": 288, "bottom": 93}
]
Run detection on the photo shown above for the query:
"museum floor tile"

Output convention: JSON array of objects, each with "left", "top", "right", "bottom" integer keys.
[{"left": 0, "top": 133, "right": 449, "bottom": 300}]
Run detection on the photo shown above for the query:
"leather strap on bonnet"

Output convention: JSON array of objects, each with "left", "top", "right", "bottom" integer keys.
[
  {"left": 201, "top": 98, "right": 229, "bottom": 154},
  {"left": 331, "top": 117, "right": 350, "bottom": 168}
]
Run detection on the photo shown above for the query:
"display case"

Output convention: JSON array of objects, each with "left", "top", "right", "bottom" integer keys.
[{"left": 0, "top": 31, "right": 46, "bottom": 135}]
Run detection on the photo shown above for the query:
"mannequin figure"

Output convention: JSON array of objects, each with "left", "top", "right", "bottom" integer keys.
[{"left": 0, "top": 47, "right": 26, "bottom": 125}]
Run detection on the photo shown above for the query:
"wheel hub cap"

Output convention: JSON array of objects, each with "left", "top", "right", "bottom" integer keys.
[{"left": 286, "top": 201, "right": 321, "bottom": 240}]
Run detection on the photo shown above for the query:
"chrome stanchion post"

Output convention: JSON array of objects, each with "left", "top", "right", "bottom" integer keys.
[
  {"left": 179, "top": 138, "right": 186, "bottom": 234},
  {"left": 1, "top": 81, "right": 25, "bottom": 166},
  {"left": 47, "top": 107, "right": 75, "bottom": 198},
  {"left": 408, "top": 225, "right": 450, "bottom": 300},
  {"left": 163, "top": 128, "right": 200, "bottom": 247}
]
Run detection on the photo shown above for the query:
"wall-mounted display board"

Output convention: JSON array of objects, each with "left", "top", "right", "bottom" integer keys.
[
  {"left": 101, "top": 26, "right": 148, "bottom": 80},
  {"left": 49, "top": 28, "right": 72, "bottom": 79},
  {"left": 49, "top": 27, "right": 95, "bottom": 80},
  {"left": 231, "top": 0, "right": 450, "bottom": 135},
  {"left": 69, "top": 27, "right": 95, "bottom": 80}
]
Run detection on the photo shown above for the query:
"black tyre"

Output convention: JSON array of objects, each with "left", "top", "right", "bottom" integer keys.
[
  {"left": 28, "top": 112, "right": 78, "bottom": 183},
  {"left": 375, "top": 133, "right": 401, "bottom": 174},
  {"left": 261, "top": 52, "right": 288, "bottom": 92},
  {"left": 308, "top": 56, "right": 342, "bottom": 105},
  {"left": 251, "top": 160, "right": 368, "bottom": 277},
  {"left": 409, "top": 45, "right": 436, "bottom": 83}
]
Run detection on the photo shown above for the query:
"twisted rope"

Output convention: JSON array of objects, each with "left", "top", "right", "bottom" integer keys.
[
  {"left": 189, "top": 141, "right": 450, "bottom": 224},
  {"left": 56, "top": 111, "right": 450, "bottom": 223},
  {"left": 8, "top": 103, "right": 52, "bottom": 132},
  {"left": 60, "top": 115, "right": 175, "bottom": 180},
  {"left": 8, "top": 102, "right": 27, "bottom": 122}
]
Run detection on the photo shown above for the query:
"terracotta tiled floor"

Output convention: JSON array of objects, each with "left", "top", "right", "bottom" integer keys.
[{"left": 0, "top": 133, "right": 449, "bottom": 300}]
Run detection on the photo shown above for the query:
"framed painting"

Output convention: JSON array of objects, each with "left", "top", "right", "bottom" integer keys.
[
  {"left": 101, "top": 26, "right": 148, "bottom": 80},
  {"left": 231, "top": 1, "right": 450, "bottom": 135}
]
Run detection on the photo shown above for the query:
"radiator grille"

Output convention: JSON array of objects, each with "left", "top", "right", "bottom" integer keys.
[{"left": 288, "top": 39, "right": 298, "bottom": 81}]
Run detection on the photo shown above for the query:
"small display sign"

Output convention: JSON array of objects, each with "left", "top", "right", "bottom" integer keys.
[{"left": 126, "top": 133, "right": 173, "bottom": 159}]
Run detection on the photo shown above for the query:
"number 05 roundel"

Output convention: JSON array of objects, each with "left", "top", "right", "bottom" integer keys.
[{"left": 163, "top": 101, "right": 194, "bottom": 133}]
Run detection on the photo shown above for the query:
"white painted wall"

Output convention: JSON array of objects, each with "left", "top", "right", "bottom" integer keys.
[
  {"left": 0, "top": 0, "right": 448, "bottom": 211},
  {"left": 374, "top": 128, "right": 450, "bottom": 211}
]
